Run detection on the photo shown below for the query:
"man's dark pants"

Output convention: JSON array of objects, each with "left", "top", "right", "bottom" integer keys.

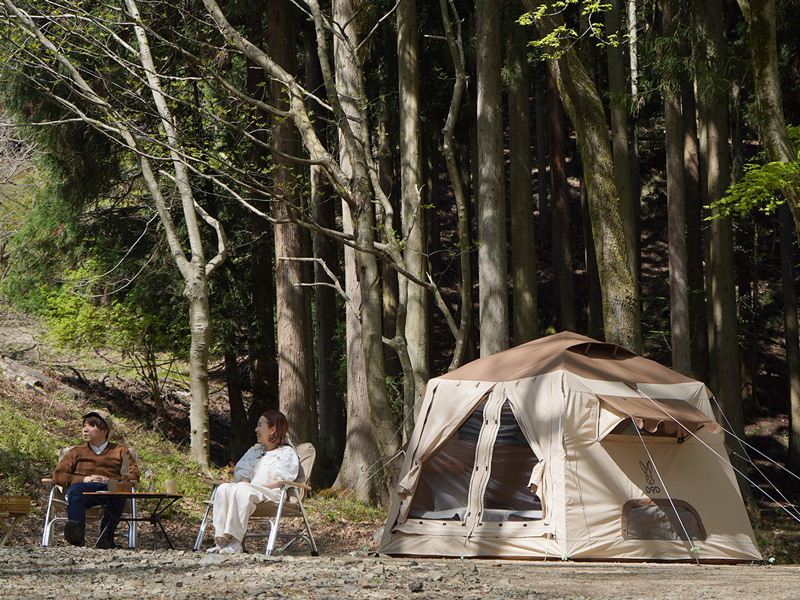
[{"left": 65, "top": 482, "right": 126, "bottom": 537}]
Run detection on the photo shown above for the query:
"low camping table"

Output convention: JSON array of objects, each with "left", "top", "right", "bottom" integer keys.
[
  {"left": 84, "top": 492, "right": 182, "bottom": 550},
  {"left": 0, "top": 495, "right": 31, "bottom": 546}
]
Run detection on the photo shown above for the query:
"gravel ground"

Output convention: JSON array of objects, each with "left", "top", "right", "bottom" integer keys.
[{"left": 1, "top": 546, "right": 799, "bottom": 600}]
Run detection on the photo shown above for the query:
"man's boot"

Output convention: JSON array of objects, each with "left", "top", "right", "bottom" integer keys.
[
  {"left": 64, "top": 520, "right": 85, "bottom": 546},
  {"left": 96, "top": 519, "right": 118, "bottom": 549}
]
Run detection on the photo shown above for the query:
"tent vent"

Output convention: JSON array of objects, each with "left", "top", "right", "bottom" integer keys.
[{"left": 622, "top": 499, "right": 706, "bottom": 541}]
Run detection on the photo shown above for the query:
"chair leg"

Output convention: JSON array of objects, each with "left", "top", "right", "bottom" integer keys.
[
  {"left": 297, "top": 501, "right": 319, "bottom": 556},
  {"left": 128, "top": 498, "right": 137, "bottom": 549},
  {"left": 194, "top": 487, "right": 217, "bottom": 551},
  {"left": 41, "top": 489, "right": 57, "bottom": 547},
  {"left": 265, "top": 488, "right": 288, "bottom": 555}
]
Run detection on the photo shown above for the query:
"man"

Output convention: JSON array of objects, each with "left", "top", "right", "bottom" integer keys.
[{"left": 53, "top": 410, "right": 139, "bottom": 548}]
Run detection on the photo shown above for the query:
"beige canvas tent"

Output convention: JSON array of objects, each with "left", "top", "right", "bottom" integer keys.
[{"left": 379, "top": 332, "right": 762, "bottom": 562}]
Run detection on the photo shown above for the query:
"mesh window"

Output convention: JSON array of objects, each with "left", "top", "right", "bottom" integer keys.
[
  {"left": 482, "top": 402, "right": 541, "bottom": 521},
  {"left": 407, "top": 400, "right": 486, "bottom": 520},
  {"left": 622, "top": 499, "right": 706, "bottom": 541}
]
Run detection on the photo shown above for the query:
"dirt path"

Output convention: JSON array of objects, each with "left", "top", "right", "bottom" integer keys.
[{"left": 1, "top": 546, "right": 798, "bottom": 600}]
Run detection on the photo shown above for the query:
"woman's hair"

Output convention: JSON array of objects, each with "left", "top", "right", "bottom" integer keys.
[{"left": 262, "top": 410, "right": 289, "bottom": 445}]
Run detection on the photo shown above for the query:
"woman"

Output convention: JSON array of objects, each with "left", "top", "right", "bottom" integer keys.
[{"left": 206, "top": 410, "right": 299, "bottom": 554}]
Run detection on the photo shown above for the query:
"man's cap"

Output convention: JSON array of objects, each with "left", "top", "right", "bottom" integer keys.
[{"left": 82, "top": 410, "right": 114, "bottom": 435}]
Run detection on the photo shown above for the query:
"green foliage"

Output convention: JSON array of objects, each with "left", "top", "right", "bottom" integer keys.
[
  {"left": 710, "top": 126, "right": 800, "bottom": 217},
  {"left": 519, "top": 0, "right": 615, "bottom": 60},
  {"left": 0, "top": 397, "right": 67, "bottom": 497}
]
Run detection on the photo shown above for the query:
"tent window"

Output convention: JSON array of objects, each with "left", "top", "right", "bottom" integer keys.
[
  {"left": 482, "top": 402, "right": 542, "bottom": 521},
  {"left": 622, "top": 499, "right": 706, "bottom": 541},
  {"left": 407, "top": 400, "right": 487, "bottom": 520}
]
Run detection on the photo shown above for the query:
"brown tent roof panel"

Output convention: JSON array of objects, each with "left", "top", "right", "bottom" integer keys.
[{"left": 439, "top": 332, "right": 706, "bottom": 392}]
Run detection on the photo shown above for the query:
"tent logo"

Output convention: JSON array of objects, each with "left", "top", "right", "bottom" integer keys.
[{"left": 639, "top": 460, "right": 661, "bottom": 494}]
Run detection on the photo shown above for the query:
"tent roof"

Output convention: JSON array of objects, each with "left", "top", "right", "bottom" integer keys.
[{"left": 439, "top": 332, "right": 707, "bottom": 392}]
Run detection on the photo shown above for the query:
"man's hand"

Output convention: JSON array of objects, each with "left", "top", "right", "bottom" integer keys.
[{"left": 84, "top": 475, "right": 109, "bottom": 483}]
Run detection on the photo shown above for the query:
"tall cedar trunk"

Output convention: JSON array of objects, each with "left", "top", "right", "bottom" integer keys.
[
  {"left": 605, "top": 0, "right": 638, "bottom": 292},
  {"left": 245, "top": 51, "right": 279, "bottom": 420},
  {"left": 664, "top": 0, "right": 691, "bottom": 375},
  {"left": 548, "top": 71, "right": 575, "bottom": 333},
  {"left": 527, "top": 1, "right": 642, "bottom": 352},
  {"left": 741, "top": 0, "right": 800, "bottom": 468},
  {"left": 378, "top": 104, "right": 400, "bottom": 379},
  {"left": 268, "top": 0, "right": 316, "bottom": 444},
  {"left": 303, "top": 20, "right": 344, "bottom": 480},
  {"left": 218, "top": 267, "right": 248, "bottom": 462},
  {"left": 331, "top": 0, "right": 397, "bottom": 502},
  {"left": 700, "top": 0, "right": 748, "bottom": 498},
  {"left": 682, "top": 78, "right": 710, "bottom": 384},
  {"left": 475, "top": 0, "right": 509, "bottom": 357},
  {"left": 581, "top": 180, "right": 604, "bottom": 339},
  {"left": 627, "top": 0, "right": 641, "bottom": 216},
  {"left": 780, "top": 205, "right": 800, "bottom": 469},
  {"left": 535, "top": 65, "right": 550, "bottom": 246},
  {"left": 507, "top": 1, "right": 538, "bottom": 343},
  {"left": 398, "top": 0, "right": 429, "bottom": 414}
]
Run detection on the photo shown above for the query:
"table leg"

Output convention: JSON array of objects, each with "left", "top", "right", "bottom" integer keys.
[{"left": 0, "top": 516, "right": 21, "bottom": 546}]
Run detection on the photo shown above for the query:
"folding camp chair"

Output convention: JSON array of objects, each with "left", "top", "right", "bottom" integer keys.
[
  {"left": 41, "top": 446, "right": 138, "bottom": 548},
  {"left": 194, "top": 441, "right": 319, "bottom": 556}
]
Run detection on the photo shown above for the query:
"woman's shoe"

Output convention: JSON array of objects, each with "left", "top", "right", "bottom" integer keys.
[
  {"left": 219, "top": 539, "right": 242, "bottom": 554},
  {"left": 206, "top": 538, "right": 230, "bottom": 553}
]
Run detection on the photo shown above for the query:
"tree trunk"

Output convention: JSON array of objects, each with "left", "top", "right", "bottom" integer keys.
[
  {"left": 507, "top": 1, "right": 538, "bottom": 344},
  {"left": 331, "top": 0, "right": 400, "bottom": 500},
  {"left": 268, "top": 0, "right": 316, "bottom": 444},
  {"left": 664, "top": 0, "right": 691, "bottom": 375},
  {"left": 780, "top": 205, "right": 800, "bottom": 470},
  {"left": 683, "top": 77, "right": 710, "bottom": 384},
  {"left": 475, "top": 0, "right": 509, "bottom": 357},
  {"left": 527, "top": 1, "right": 641, "bottom": 351},
  {"left": 699, "top": 0, "right": 747, "bottom": 497},
  {"left": 627, "top": 0, "right": 641, "bottom": 217},
  {"left": 548, "top": 71, "right": 575, "bottom": 333},
  {"left": 186, "top": 277, "right": 212, "bottom": 469},
  {"left": 398, "top": 0, "right": 429, "bottom": 415},
  {"left": 302, "top": 19, "right": 344, "bottom": 481},
  {"left": 605, "top": 0, "right": 638, "bottom": 293},
  {"left": 244, "top": 48, "right": 279, "bottom": 419},
  {"left": 739, "top": 0, "right": 800, "bottom": 468},
  {"left": 535, "top": 64, "right": 550, "bottom": 247}
]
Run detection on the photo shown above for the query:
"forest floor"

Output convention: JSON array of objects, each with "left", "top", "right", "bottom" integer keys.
[{"left": 2, "top": 306, "right": 800, "bottom": 599}]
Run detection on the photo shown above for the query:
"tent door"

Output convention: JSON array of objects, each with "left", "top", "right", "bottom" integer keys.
[{"left": 465, "top": 388, "right": 542, "bottom": 535}]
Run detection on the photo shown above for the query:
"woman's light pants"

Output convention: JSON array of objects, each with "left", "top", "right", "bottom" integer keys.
[{"left": 212, "top": 482, "right": 279, "bottom": 542}]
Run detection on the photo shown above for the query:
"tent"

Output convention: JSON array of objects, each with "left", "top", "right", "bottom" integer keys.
[{"left": 379, "top": 332, "right": 762, "bottom": 562}]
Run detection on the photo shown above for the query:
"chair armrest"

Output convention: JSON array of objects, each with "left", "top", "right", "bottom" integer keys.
[
  {"left": 42, "top": 478, "right": 55, "bottom": 486},
  {"left": 202, "top": 478, "right": 226, "bottom": 487},
  {"left": 277, "top": 480, "right": 311, "bottom": 491}
]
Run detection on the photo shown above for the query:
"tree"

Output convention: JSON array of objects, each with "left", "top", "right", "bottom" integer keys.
[
  {"left": 398, "top": 0, "right": 429, "bottom": 423},
  {"left": 523, "top": 0, "right": 642, "bottom": 351},
  {"left": 1, "top": 0, "right": 231, "bottom": 469},
  {"left": 737, "top": 0, "right": 800, "bottom": 470},
  {"left": 506, "top": 0, "right": 538, "bottom": 344},
  {"left": 663, "top": 0, "right": 691, "bottom": 375},
  {"left": 268, "top": 0, "right": 317, "bottom": 444},
  {"left": 695, "top": 0, "right": 747, "bottom": 496},
  {"left": 476, "top": 0, "right": 509, "bottom": 356}
]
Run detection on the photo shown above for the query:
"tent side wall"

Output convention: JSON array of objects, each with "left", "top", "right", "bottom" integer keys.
[{"left": 557, "top": 381, "right": 760, "bottom": 562}]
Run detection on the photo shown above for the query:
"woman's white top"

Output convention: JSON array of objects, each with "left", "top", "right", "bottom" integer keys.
[{"left": 233, "top": 444, "right": 299, "bottom": 488}]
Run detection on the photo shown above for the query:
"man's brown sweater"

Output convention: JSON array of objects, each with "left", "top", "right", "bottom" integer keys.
[{"left": 53, "top": 443, "right": 140, "bottom": 489}]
